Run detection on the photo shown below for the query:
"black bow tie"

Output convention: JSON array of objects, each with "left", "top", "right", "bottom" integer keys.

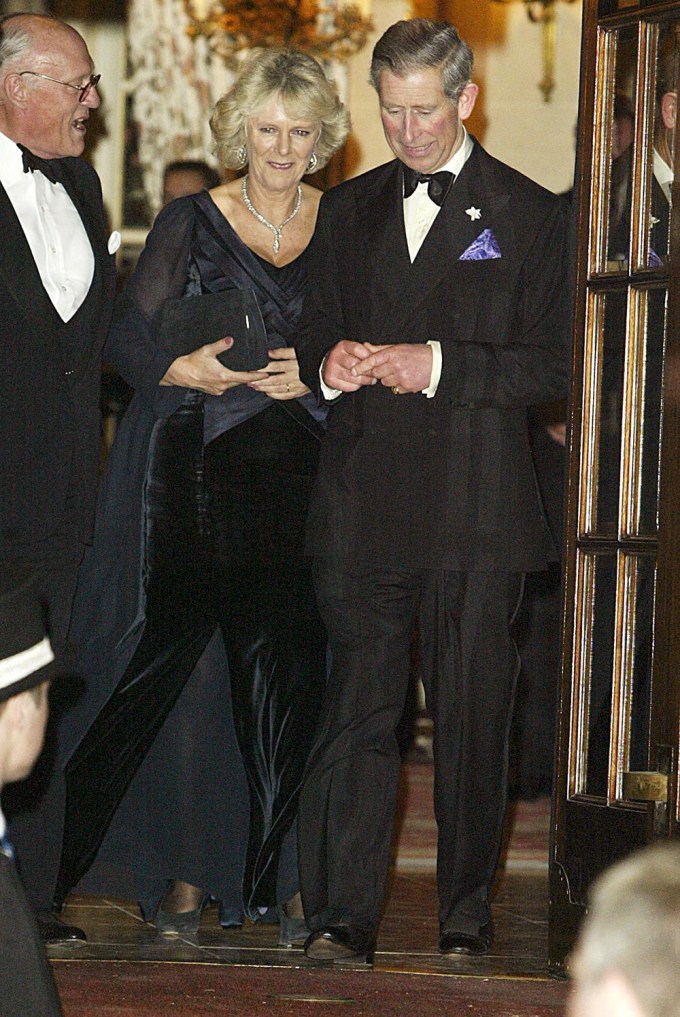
[
  {"left": 402, "top": 166, "right": 454, "bottom": 206},
  {"left": 18, "top": 143, "right": 63, "bottom": 185}
]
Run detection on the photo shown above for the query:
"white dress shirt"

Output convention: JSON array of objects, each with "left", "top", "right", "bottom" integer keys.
[
  {"left": 321, "top": 130, "right": 474, "bottom": 400},
  {"left": 0, "top": 131, "right": 94, "bottom": 323},
  {"left": 653, "top": 148, "right": 673, "bottom": 205}
]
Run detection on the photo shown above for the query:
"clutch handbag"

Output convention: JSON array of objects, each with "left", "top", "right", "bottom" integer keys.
[{"left": 155, "top": 288, "right": 269, "bottom": 372}]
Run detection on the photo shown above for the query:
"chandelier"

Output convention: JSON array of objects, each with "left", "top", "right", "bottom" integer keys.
[
  {"left": 491, "top": 0, "right": 579, "bottom": 102},
  {"left": 183, "top": 0, "right": 372, "bottom": 65}
]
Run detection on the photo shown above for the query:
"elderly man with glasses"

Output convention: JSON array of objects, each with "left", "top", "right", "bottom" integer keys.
[{"left": 0, "top": 12, "right": 116, "bottom": 945}]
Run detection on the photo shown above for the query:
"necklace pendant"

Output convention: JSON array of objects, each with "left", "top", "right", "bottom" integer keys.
[{"left": 241, "top": 174, "right": 303, "bottom": 256}]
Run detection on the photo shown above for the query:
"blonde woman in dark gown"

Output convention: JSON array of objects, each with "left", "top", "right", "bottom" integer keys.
[{"left": 55, "top": 49, "right": 349, "bottom": 944}]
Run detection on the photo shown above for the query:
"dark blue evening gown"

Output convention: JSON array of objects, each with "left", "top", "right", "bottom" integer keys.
[{"left": 55, "top": 191, "right": 327, "bottom": 925}]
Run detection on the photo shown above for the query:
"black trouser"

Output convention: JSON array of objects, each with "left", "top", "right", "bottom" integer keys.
[{"left": 298, "top": 565, "right": 523, "bottom": 933}]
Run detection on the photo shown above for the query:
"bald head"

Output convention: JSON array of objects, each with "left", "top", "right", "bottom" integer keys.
[
  {"left": 0, "top": 13, "right": 81, "bottom": 72},
  {"left": 0, "top": 12, "right": 100, "bottom": 159}
]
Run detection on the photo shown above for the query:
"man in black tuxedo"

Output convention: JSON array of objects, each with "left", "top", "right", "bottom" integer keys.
[
  {"left": 295, "top": 18, "right": 569, "bottom": 962},
  {"left": 0, "top": 12, "right": 116, "bottom": 944}
]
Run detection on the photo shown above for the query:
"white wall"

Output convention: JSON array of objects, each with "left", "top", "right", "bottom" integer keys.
[
  {"left": 480, "top": 2, "right": 582, "bottom": 193},
  {"left": 71, "top": 20, "right": 128, "bottom": 228},
  {"left": 345, "top": 0, "right": 408, "bottom": 178}
]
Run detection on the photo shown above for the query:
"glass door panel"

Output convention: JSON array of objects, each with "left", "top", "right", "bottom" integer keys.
[
  {"left": 639, "top": 22, "right": 680, "bottom": 270},
  {"left": 604, "top": 26, "right": 640, "bottom": 270},
  {"left": 627, "top": 553, "right": 656, "bottom": 774},
  {"left": 573, "top": 550, "right": 656, "bottom": 799},
  {"left": 581, "top": 289, "right": 628, "bottom": 537},
  {"left": 637, "top": 286, "right": 667, "bottom": 535}
]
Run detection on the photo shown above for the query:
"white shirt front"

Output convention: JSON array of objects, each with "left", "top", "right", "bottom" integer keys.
[
  {"left": 403, "top": 128, "right": 474, "bottom": 263},
  {"left": 653, "top": 148, "right": 673, "bottom": 205},
  {"left": 0, "top": 131, "right": 94, "bottom": 322}
]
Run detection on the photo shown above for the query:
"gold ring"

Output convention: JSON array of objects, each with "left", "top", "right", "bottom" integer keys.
[{"left": 391, "top": 385, "right": 401, "bottom": 395}]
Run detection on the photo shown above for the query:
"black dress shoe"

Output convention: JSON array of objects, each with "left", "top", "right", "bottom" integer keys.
[
  {"left": 439, "top": 921, "right": 493, "bottom": 956},
  {"left": 37, "top": 912, "right": 87, "bottom": 945},
  {"left": 304, "top": 924, "right": 376, "bottom": 964}
]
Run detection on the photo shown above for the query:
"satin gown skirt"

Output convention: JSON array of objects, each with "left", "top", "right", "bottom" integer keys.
[{"left": 58, "top": 397, "right": 327, "bottom": 916}]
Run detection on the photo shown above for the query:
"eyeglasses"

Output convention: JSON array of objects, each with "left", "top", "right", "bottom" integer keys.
[{"left": 19, "top": 71, "right": 101, "bottom": 103}]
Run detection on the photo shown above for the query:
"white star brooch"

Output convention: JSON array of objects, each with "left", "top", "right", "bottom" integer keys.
[{"left": 466, "top": 206, "right": 482, "bottom": 221}]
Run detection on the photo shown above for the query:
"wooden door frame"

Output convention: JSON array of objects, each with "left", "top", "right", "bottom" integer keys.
[{"left": 549, "top": 0, "right": 680, "bottom": 974}]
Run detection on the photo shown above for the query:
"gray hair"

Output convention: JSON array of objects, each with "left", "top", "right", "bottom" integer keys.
[
  {"left": 575, "top": 844, "right": 680, "bottom": 1017},
  {"left": 370, "top": 19, "right": 474, "bottom": 103},
  {"left": 0, "top": 14, "right": 35, "bottom": 71},
  {"left": 210, "top": 48, "right": 350, "bottom": 172}
]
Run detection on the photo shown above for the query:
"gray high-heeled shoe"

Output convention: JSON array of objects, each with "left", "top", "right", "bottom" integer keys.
[
  {"left": 154, "top": 884, "right": 209, "bottom": 937},
  {"left": 155, "top": 897, "right": 208, "bottom": 936},
  {"left": 278, "top": 911, "right": 310, "bottom": 947},
  {"left": 278, "top": 895, "right": 310, "bottom": 947}
]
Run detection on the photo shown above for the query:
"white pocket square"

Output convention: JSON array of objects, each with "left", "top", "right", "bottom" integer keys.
[{"left": 107, "top": 230, "right": 121, "bottom": 255}]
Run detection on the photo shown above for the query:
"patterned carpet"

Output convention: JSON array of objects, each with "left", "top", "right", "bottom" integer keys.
[{"left": 394, "top": 761, "right": 550, "bottom": 872}]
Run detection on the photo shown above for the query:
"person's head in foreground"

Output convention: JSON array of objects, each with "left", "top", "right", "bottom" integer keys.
[
  {"left": 0, "top": 573, "right": 61, "bottom": 791},
  {"left": 569, "top": 843, "right": 680, "bottom": 1017}
]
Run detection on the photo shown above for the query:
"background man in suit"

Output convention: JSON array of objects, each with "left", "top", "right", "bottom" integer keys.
[
  {"left": 161, "top": 158, "right": 221, "bottom": 207},
  {"left": 0, "top": 12, "right": 116, "bottom": 944},
  {"left": 295, "top": 18, "right": 569, "bottom": 963},
  {"left": 0, "top": 571, "right": 65, "bottom": 1017}
]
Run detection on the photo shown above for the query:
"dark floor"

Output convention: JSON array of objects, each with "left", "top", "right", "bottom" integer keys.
[
  {"left": 51, "top": 867, "right": 551, "bottom": 976},
  {"left": 48, "top": 751, "right": 569, "bottom": 1014},
  {"left": 51, "top": 869, "right": 569, "bottom": 1016}
]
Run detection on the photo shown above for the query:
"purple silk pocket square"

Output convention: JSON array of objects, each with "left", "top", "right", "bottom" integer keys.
[{"left": 459, "top": 228, "right": 502, "bottom": 261}]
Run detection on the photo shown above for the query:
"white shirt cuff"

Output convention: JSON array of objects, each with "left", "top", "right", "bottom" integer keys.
[
  {"left": 423, "top": 341, "right": 442, "bottom": 397},
  {"left": 320, "top": 354, "right": 342, "bottom": 401}
]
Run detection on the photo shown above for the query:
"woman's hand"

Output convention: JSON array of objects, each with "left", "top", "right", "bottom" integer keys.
[
  {"left": 248, "top": 347, "right": 310, "bottom": 400},
  {"left": 160, "top": 338, "right": 269, "bottom": 396}
]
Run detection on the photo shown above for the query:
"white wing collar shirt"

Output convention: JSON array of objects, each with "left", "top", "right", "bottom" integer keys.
[
  {"left": 403, "top": 127, "right": 473, "bottom": 262},
  {"left": 0, "top": 130, "right": 94, "bottom": 323},
  {"left": 321, "top": 128, "right": 474, "bottom": 400}
]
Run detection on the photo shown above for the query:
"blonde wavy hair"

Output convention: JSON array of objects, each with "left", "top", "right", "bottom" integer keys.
[{"left": 210, "top": 48, "right": 350, "bottom": 172}]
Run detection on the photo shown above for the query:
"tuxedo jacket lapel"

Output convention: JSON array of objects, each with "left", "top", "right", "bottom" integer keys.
[
  {"left": 0, "top": 185, "right": 61, "bottom": 336},
  {"left": 59, "top": 160, "right": 107, "bottom": 348},
  {"left": 352, "top": 163, "right": 411, "bottom": 339}
]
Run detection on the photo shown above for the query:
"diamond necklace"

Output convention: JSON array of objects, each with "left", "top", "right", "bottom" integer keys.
[{"left": 241, "top": 175, "right": 302, "bottom": 253}]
